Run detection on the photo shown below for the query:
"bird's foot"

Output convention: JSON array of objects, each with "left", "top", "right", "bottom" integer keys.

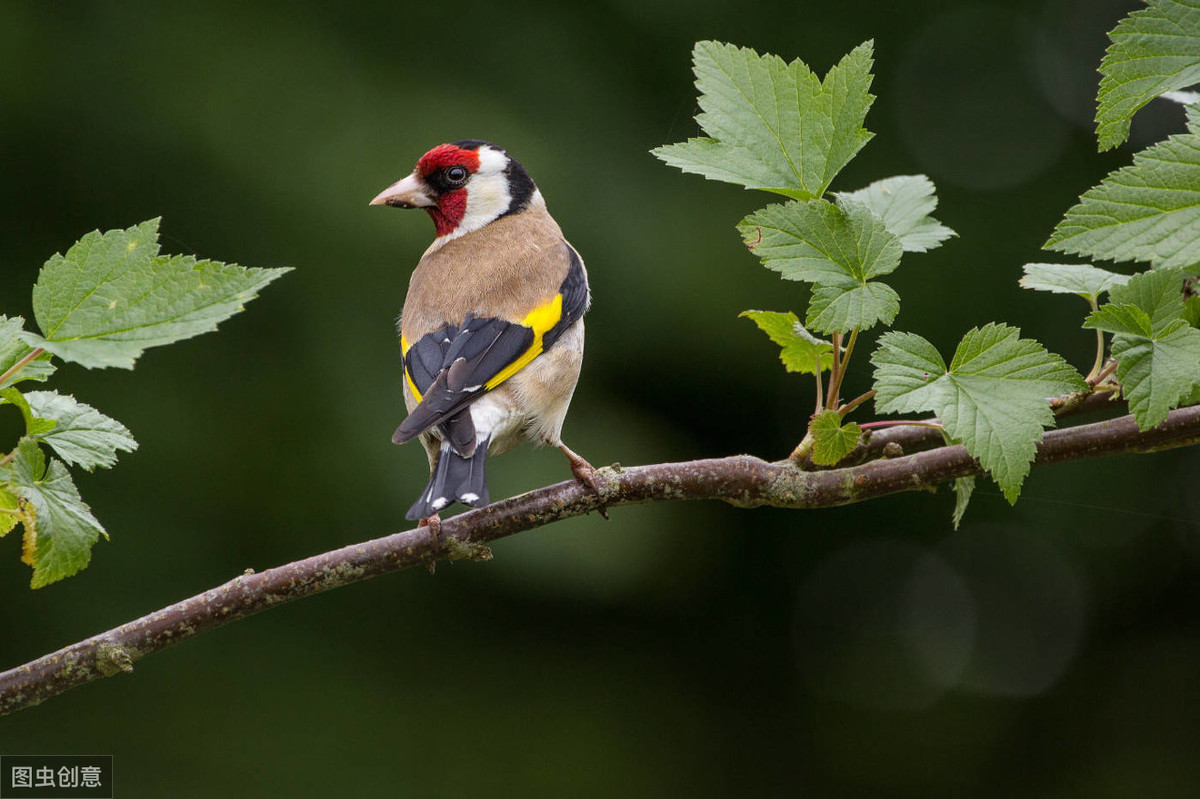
[
  {"left": 557, "top": 443, "right": 608, "bottom": 520},
  {"left": 418, "top": 513, "right": 441, "bottom": 574}
]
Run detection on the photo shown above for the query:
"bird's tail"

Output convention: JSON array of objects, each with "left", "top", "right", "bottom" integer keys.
[{"left": 406, "top": 438, "right": 491, "bottom": 521}]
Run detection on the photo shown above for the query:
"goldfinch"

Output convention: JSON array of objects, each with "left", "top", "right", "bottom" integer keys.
[{"left": 371, "top": 140, "right": 599, "bottom": 521}]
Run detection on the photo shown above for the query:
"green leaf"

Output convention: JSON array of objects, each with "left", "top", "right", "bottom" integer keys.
[
  {"left": 809, "top": 409, "right": 861, "bottom": 466},
  {"left": 1187, "top": 101, "right": 1200, "bottom": 132},
  {"left": 1095, "top": 0, "right": 1200, "bottom": 151},
  {"left": 739, "top": 198, "right": 903, "bottom": 333},
  {"left": 1186, "top": 285, "right": 1200, "bottom": 326},
  {"left": 951, "top": 475, "right": 975, "bottom": 531},
  {"left": 1085, "top": 303, "right": 1155, "bottom": 337},
  {"left": 0, "top": 388, "right": 57, "bottom": 437},
  {"left": 0, "top": 316, "right": 55, "bottom": 390},
  {"left": 1044, "top": 126, "right": 1200, "bottom": 269},
  {"left": 1110, "top": 266, "right": 1195, "bottom": 329},
  {"left": 7, "top": 437, "right": 107, "bottom": 588},
  {"left": 652, "top": 40, "right": 875, "bottom": 199},
  {"left": 864, "top": 331, "right": 947, "bottom": 413},
  {"left": 23, "top": 390, "right": 137, "bottom": 471},
  {"left": 1087, "top": 269, "right": 1200, "bottom": 429},
  {"left": 807, "top": 280, "right": 901, "bottom": 335},
  {"left": 1019, "top": 263, "right": 1130, "bottom": 303},
  {"left": 835, "top": 175, "right": 956, "bottom": 252},
  {"left": 872, "top": 324, "right": 1087, "bottom": 503},
  {"left": 740, "top": 310, "right": 833, "bottom": 374},
  {"left": 21, "top": 219, "right": 291, "bottom": 369},
  {"left": 1111, "top": 322, "right": 1200, "bottom": 428},
  {"left": 0, "top": 486, "right": 19, "bottom": 538}
]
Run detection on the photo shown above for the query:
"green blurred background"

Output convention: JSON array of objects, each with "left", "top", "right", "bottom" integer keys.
[{"left": 3, "top": 0, "right": 1199, "bottom": 795}]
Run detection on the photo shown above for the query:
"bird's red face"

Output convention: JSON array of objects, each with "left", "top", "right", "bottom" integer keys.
[
  {"left": 412, "top": 144, "right": 482, "bottom": 237},
  {"left": 371, "top": 141, "right": 537, "bottom": 240}
]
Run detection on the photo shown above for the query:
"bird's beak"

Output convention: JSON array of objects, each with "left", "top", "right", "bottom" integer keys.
[{"left": 370, "top": 173, "right": 435, "bottom": 208}]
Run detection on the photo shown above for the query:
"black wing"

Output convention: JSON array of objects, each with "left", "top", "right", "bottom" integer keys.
[
  {"left": 395, "top": 246, "right": 590, "bottom": 455},
  {"left": 543, "top": 245, "right": 589, "bottom": 351}
]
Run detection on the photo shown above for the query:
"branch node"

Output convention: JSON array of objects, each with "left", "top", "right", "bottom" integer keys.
[
  {"left": 882, "top": 442, "right": 904, "bottom": 459},
  {"left": 593, "top": 466, "right": 623, "bottom": 505}
]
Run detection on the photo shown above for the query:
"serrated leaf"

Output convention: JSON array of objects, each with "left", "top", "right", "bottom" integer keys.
[
  {"left": 1111, "top": 322, "right": 1200, "bottom": 428},
  {"left": 7, "top": 437, "right": 107, "bottom": 588},
  {"left": 22, "top": 390, "right": 137, "bottom": 471},
  {"left": 810, "top": 409, "right": 861, "bottom": 466},
  {"left": 1095, "top": 0, "right": 1200, "bottom": 151},
  {"left": 740, "top": 310, "right": 833, "bottom": 374},
  {"left": 807, "top": 280, "right": 901, "bottom": 334},
  {"left": 865, "top": 331, "right": 947, "bottom": 413},
  {"left": 0, "top": 486, "right": 19, "bottom": 537},
  {"left": 1086, "top": 269, "right": 1200, "bottom": 429},
  {"left": 1111, "top": 266, "right": 1194, "bottom": 329},
  {"left": 1044, "top": 127, "right": 1200, "bottom": 269},
  {"left": 21, "top": 219, "right": 291, "bottom": 369},
  {"left": 652, "top": 40, "right": 875, "bottom": 199},
  {"left": 0, "top": 316, "right": 56, "bottom": 390},
  {"left": 1085, "top": 303, "right": 1155, "bottom": 337},
  {"left": 1020, "top": 263, "right": 1130, "bottom": 303},
  {"left": 951, "top": 475, "right": 975, "bottom": 531},
  {"left": 0, "top": 387, "right": 57, "bottom": 437},
  {"left": 740, "top": 198, "right": 903, "bottom": 333},
  {"left": 836, "top": 175, "right": 956, "bottom": 252},
  {"left": 872, "top": 324, "right": 1087, "bottom": 503}
]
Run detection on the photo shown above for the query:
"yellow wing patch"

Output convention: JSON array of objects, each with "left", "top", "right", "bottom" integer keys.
[
  {"left": 402, "top": 295, "right": 563, "bottom": 404},
  {"left": 400, "top": 333, "right": 424, "bottom": 403},
  {"left": 485, "top": 293, "right": 563, "bottom": 390}
]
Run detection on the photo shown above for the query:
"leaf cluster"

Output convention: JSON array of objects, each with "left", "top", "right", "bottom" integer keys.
[
  {"left": 656, "top": 6, "right": 1200, "bottom": 521},
  {"left": 1024, "top": 2, "right": 1200, "bottom": 434},
  {"left": 654, "top": 39, "right": 1082, "bottom": 512},
  {"left": 1, "top": 219, "right": 289, "bottom": 587}
]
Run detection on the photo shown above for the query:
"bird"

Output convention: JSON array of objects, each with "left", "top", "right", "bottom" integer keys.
[{"left": 371, "top": 140, "right": 601, "bottom": 523}]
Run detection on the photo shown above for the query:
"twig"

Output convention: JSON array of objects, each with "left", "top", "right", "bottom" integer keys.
[
  {"left": 826, "top": 332, "right": 843, "bottom": 409},
  {"left": 0, "top": 347, "right": 46, "bottom": 388},
  {"left": 1087, "top": 358, "right": 1119, "bottom": 388},
  {"left": 858, "top": 419, "right": 943, "bottom": 432},
  {"left": 2, "top": 404, "right": 1200, "bottom": 716}
]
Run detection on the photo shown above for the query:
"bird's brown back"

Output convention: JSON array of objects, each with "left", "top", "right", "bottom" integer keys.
[{"left": 400, "top": 202, "right": 571, "bottom": 339}]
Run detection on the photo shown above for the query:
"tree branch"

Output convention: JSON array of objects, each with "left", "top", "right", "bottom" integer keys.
[{"left": 2, "top": 402, "right": 1199, "bottom": 716}]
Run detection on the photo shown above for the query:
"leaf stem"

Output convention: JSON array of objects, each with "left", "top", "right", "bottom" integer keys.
[
  {"left": 813, "top": 366, "right": 825, "bottom": 414},
  {"left": 789, "top": 431, "right": 815, "bottom": 465},
  {"left": 0, "top": 348, "right": 45, "bottom": 389},
  {"left": 840, "top": 329, "right": 860, "bottom": 371},
  {"left": 858, "top": 419, "right": 945, "bottom": 432},
  {"left": 835, "top": 329, "right": 859, "bottom": 405},
  {"left": 838, "top": 389, "right": 876, "bottom": 418},
  {"left": 1088, "top": 358, "right": 1119, "bottom": 388},
  {"left": 826, "top": 333, "right": 843, "bottom": 408},
  {"left": 1084, "top": 297, "right": 1106, "bottom": 382},
  {"left": 824, "top": 329, "right": 859, "bottom": 410}
]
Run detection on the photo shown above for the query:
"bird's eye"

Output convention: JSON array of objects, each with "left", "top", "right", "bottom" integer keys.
[{"left": 446, "top": 166, "right": 469, "bottom": 184}]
